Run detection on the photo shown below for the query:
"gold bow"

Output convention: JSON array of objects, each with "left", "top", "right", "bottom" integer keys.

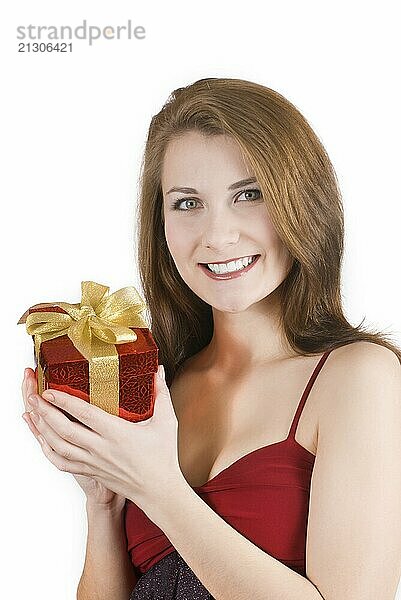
[{"left": 18, "top": 281, "right": 149, "bottom": 414}]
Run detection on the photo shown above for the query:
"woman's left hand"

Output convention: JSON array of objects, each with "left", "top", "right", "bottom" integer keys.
[{"left": 24, "top": 365, "right": 185, "bottom": 516}]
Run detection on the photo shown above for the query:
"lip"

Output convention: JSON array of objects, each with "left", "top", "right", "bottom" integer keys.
[
  {"left": 199, "top": 254, "right": 257, "bottom": 266},
  {"left": 198, "top": 254, "right": 260, "bottom": 280}
]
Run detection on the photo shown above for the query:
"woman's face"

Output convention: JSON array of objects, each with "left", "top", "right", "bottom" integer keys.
[{"left": 161, "top": 130, "right": 293, "bottom": 313}]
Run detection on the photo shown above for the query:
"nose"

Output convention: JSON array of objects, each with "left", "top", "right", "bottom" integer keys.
[{"left": 201, "top": 212, "right": 240, "bottom": 252}]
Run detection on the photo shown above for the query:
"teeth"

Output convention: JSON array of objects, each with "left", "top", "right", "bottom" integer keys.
[{"left": 207, "top": 255, "right": 255, "bottom": 274}]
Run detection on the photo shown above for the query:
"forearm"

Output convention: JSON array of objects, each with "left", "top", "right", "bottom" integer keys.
[
  {"left": 150, "top": 479, "right": 324, "bottom": 600},
  {"left": 77, "top": 499, "right": 137, "bottom": 600}
]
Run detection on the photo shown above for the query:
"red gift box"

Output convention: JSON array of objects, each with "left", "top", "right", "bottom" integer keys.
[{"left": 19, "top": 283, "right": 159, "bottom": 423}]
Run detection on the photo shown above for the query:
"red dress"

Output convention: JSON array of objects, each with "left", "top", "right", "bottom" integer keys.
[{"left": 125, "top": 350, "right": 332, "bottom": 598}]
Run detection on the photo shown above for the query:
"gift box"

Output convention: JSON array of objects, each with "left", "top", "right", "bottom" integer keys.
[{"left": 18, "top": 281, "right": 159, "bottom": 423}]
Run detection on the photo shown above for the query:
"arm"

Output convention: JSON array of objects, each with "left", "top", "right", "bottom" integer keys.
[
  {"left": 146, "top": 343, "right": 401, "bottom": 600},
  {"left": 77, "top": 499, "right": 138, "bottom": 600},
  {"left": 148, "top": 480, "right": 324, "bottom": 600},
  {"left": 305, "top": 343, "right": 401, "bottom": 599}
]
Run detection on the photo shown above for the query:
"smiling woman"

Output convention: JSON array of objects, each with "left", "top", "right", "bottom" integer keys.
[
  {"left": 119, "top": 78, "right": 401, "bottom": 600},
  {"left": 159, "top": 130, "right": 295, "bottom": 312},
  {"left": 58, "top": 77, "right": 401, "bottom": 600}
]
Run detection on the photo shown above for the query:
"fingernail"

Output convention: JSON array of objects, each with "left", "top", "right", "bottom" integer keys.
[{"left": 42, "top": 391, "right": 54, "bottom": 402}]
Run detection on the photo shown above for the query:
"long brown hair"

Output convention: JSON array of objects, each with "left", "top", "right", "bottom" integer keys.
[{"left": 136, "top": 77, "right": 401, "bottom": 385}]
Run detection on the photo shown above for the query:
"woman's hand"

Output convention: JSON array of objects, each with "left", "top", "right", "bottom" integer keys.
[
  {"left": 20, "top": 365, "right": 184, "bottom": 518},
  {"left": 22, "top": 368, "right": 125, "bottom": 509}
]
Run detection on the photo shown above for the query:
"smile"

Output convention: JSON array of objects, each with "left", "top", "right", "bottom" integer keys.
[{"left": 198, "top": 254, "right": 260, "bottom": 280}]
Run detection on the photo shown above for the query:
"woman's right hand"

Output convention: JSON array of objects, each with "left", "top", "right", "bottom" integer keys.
[{"left": 21, "top": 368, "right": 127, "bottom": 511}]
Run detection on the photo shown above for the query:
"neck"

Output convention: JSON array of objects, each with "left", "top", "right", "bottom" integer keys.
[{"left": 202, "top": 289, "right": 297, "bottom": 373}]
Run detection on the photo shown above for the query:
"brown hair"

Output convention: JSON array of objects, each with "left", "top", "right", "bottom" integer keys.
[{"left": 136, "top": 77, "right": 401, "bottom": 385}]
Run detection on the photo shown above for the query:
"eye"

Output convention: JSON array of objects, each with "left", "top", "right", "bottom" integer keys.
[
  {"left": 170, "top": 188, "right": 263, "bottom": 211},
  {"left": 237, "top": 188, "right": 263, "bottom": 202},
  {"left": 171, "top": 197, "right": 200, "bottom": 211}
]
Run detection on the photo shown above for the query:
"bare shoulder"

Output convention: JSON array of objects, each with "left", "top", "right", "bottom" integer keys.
[
  {"left": 333, "top": 341, "right": 400, "bottom": 382},
  {"left": 329, "top": 340, "right": 400, "bottom": 369},
  {"left": 306, "top": 341, "right": 401, "bottom": 598},
  {"left": 319, "top": 341, "right": 400, "bottom": 414}
]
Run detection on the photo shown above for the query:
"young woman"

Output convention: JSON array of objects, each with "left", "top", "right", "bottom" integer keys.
[{"left": 22, "top": 78, "right": 401, "bottom": 599}]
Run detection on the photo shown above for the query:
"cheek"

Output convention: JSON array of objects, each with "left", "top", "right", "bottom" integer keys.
[
  {"left": 272, "top": 238, "right": 294, "bottom": 274},
  {"left": 253, "top": 214, "right": 279, "bottom": 248},
  {"left": 256, "top": 216, "right": 293, "bottom": 267},
  {"left": 164, "top": 219, "right": 192, "bottom": 262}
]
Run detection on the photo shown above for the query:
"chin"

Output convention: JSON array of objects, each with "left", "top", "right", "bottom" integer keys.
[
  {"left": 218, "top": 306, "right": 250, "bottom": 314},
  {"left": 210, "top": 297, "right": 258, "bottom": 313}
]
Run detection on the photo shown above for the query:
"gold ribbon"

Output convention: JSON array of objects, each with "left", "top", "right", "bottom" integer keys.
[{"left": 18, "top": 281, "right": 149, "bottom": 414}]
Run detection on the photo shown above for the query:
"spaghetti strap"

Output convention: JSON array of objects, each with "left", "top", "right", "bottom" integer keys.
[{"left": 288, "top": 350, "right": 333, "bottom": 440}]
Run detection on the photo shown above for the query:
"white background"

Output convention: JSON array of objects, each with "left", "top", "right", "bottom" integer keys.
[{"left": 1, "top": 0, "right": 400, "bottom": 598}]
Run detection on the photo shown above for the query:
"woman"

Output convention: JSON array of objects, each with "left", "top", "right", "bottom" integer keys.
[{"left": 22, "top": 78, "right": 401, "bottom": 599}]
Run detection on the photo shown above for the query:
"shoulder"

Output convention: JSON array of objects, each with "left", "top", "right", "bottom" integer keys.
[
  {"left": 306, "top": 342, "right": 401, "bottom": 597},
  {"left": 318, "top": 341, "right": 400, "bottom": 426},
  {"left": 328, "top": 340, "right": 400, "bottom": 368},
  {"left": 324, "top": 340, "right": 400, "bottom": 375},
  {"left": 335, "top": 340, "right": 400, "bottom": 384}
]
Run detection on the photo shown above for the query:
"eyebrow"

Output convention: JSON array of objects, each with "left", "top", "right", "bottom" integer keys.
[{"left": 166, "top": 177, "right": 258, "bottom": 195}]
